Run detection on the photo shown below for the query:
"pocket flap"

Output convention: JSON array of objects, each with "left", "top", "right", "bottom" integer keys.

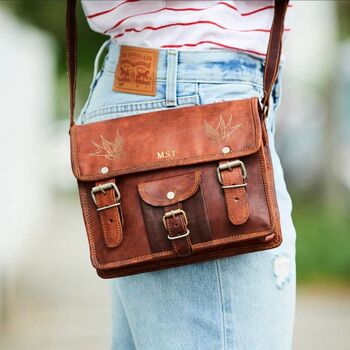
[
  {"left": 71, "top": 97, "right": 262, "bottom": 181},
  {"left": 138, "top": 171, "right": 201, "bottom": 207}
]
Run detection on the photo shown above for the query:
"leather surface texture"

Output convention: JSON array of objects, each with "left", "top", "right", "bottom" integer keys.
[{"left": 71, "top": 97, "right": 282, "bottom": 278}]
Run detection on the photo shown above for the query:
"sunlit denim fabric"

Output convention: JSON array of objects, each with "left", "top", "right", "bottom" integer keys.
[{"left": 78, "top": 40, "right": 296, "bottom": 350}]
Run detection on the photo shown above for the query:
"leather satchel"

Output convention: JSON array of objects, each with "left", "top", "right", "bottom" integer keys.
[{"left": 66, "top": 0, "right": 289, "bottom": 278}]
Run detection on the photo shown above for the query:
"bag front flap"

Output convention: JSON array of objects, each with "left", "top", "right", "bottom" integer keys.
[
  {"left": 71, "top": 97, "right": 262, "bottom": 181},
  {"left": 138, "top": 171, "right": 201, "bottom": 206}
]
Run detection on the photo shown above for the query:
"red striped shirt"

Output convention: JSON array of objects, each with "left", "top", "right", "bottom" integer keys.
[{"left": 82, "top": 1, "right": 293, "bottom": 56}]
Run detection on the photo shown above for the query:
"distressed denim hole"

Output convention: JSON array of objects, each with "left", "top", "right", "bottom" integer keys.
[{"left": 272, "top": 253, "right": 291, "bottom": 289}]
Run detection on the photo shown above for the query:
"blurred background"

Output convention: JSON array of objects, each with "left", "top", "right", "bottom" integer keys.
[{"left": 0, "top": 1, "right": 349, "bottom": 349}]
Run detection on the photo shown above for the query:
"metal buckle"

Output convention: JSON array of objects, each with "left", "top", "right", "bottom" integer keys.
[
  {"left": 91, "top": 182, "right": 121, "bottom": 206},
  {"left": 162, "top": 209, "right": 188, "bottom": 228},
  {"left": 216, "top": 160, "right": 247, "bottom": 187},
  {"left": 162, "top": 209, "right": 190, "bottom": 240},
  {"left": 260, "top": 96, "right": 270, "bottom": 120},
  {"left": 91, "top": 182, "right": 124, "bottom": 226},
  {"left": 167, "top": 229, "right": 190, "bottom": 241}
]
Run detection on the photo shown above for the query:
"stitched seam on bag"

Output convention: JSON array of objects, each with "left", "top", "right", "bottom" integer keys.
[
  {"left": 259, "top": 139, "right": 280, "bottom": 240},
  {"left": 72, "top": 99, "right": 261, "bottom": 180},
  {"left": 250, "top": 97, "right": 258, "bottom": 146},
  {"left": 138, "top": 171, "right": 201, "bottom": 206},
  {"left": 91, "top": 226, "right": 272, "bottom": 268},
  {"left": 81, "top": 146, "right": 275, "bottom": 269},
  {"left": 91, "top": 228, "right": 266, "bottom": 268},
  {"left": 78, "top": 105, "right": 278, "bottom": 269},
  {"left": 81, "top": 186, "right": 98, "bottom": 262},
  {"left": 259, "top": 145, "right": 274, "bottom": 236},
  {"left": 73, "top": 102, "right": 259, "bottom": 177}
]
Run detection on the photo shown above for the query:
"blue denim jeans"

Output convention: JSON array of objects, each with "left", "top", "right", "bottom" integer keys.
[{"left": 78, "top": 40, "right": 296, "bottom": 350}]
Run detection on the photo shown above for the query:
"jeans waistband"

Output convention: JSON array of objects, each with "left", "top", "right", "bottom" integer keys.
[{"left": 100, "top": 40, "right": 267, "bottom": 87}]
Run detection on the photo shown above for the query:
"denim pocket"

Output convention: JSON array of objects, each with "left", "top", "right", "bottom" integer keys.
[
  {"left": 79, "top": 72, "right": 199, "bottom": 124},
  {"left": 197, "top": 81, "right": 263, "bottom": 105}
]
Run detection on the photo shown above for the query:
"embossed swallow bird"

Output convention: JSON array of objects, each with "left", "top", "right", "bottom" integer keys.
[
  {"left": 204, "top": 114, "right": 242, "bottom": 144},
  {"left": 89, "top": 131, "right": 125, "bottom": 160}
]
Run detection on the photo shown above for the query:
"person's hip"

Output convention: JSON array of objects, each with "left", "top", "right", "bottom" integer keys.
[{"left": 78, "top": 40, "right": 282, "bottom": 132}]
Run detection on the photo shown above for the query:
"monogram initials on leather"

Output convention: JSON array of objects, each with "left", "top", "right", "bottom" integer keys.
[{"left": 157, "top": 149, "right": 176, "bottom": 159}]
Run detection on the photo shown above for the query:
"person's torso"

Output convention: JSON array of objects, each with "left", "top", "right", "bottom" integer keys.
[{"left": 82, "top": 0, "right": 293, "bottom": 56}]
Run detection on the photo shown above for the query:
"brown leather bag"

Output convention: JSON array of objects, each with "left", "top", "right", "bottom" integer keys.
[{"left": 66, "top": 0, "right": 289, "bottom": 278}]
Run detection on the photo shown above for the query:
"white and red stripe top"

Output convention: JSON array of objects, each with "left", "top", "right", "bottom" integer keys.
[{"left": 81, "top": 1, "right": 293, "bottom": 57}]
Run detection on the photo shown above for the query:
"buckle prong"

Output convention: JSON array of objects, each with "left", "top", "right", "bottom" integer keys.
[
  {"left": 162, "top": 209, "right": 188, "bottom": 229},
  {"left": 91, "top": 182, "right": 121, "bottom": 205},
  {"left": 216, "top": 160, "right": 247, "bottom": 185}
]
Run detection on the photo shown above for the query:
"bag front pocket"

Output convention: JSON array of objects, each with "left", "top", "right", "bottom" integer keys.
[{"left": 137, "top": 171, "right": 213, "bottom": 257}]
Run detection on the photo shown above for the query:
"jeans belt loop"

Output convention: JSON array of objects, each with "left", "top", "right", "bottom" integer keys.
[{"left": 165, "top": 49, "right": 178, "bottom": 107}]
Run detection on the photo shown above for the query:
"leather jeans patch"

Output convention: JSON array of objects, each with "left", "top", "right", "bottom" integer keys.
[{"left": 113, "top": 45, "right": 159, "bottom": 96}]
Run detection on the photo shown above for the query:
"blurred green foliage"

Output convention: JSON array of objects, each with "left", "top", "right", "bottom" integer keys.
[
  {"left": 338, "top": 1, "right": 350, "bottom": 40},
  {"left": 293, "top": 196, "right": 350, "bottom": 284},
  {"left": 3, "top": 1, "right": 350, "bottom": 285}
]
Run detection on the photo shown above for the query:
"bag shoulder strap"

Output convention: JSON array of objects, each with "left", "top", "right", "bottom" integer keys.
[
  {"left": 66, "top": 0, "right": 289, "bottom": 126},
  {"left": 262, "top": 0, "right": 289, "bottom": 118},
  {"left": 66, "top": 0, "right": 77, "bottom": 127}
]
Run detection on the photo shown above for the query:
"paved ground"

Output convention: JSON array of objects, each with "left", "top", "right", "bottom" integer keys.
[{"left": 1, "top": 195, "right": 349, "bottom": 350}]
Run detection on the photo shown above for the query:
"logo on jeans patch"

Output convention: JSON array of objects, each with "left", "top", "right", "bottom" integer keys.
[
  {"left": 204, "top": 115, "right": 241, "bottom": 144},
  {"left": 113, "top": 45, "right": 159, "bottom": 96},
  {"left": 89, "top": 131, "right": 125, "bottom": 160}
]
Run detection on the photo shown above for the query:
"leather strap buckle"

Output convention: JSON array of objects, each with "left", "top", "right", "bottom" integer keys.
[
  {"left": 217, "top": 160, "right": 247, "bottom": 187},
  {"left": 91, "top": 182, "right": 121, "bottom": 206},
  {"left": 162, "top": 206, "right": 192, "bottom": 256},
  {"left": 91, "top": 182, "right": 124, "bottom": 224},
  {"left": 167, "top": 229, "right": 190, "bottom": 241},
  {"left": 162, "top": 208, "right": 188, "bottom": 229},
  {"left": 91, "top": 180, "right": 124, "bottom": 248},
  {"left": 218, "top": 160, "right": 249, "bottom": 225},
  {"left": 163, "top": 209, "right": 190, "bottom": 240}
]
